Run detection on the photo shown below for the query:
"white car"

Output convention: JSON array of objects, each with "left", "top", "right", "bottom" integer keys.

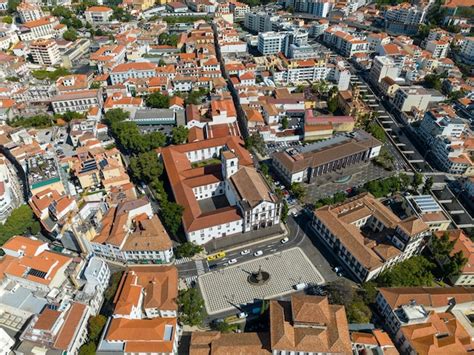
[
  {"left": 240, "top": 249, "right": 251, "bottom": 256},
  {"left": 227, "top": 258, "right": 238, "bottom": 265},
  {"left": 237, "top": 312, "right": 248, "bottom": 319},
  {"left": 280, "top": 237, "right": 289, "bottom": 244},
  {"left": 254, "top": 250, "right": 263, "bottom": 257}
]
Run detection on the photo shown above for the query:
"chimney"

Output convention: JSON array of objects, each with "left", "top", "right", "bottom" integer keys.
[{"left": 446, "top": 297, "right": 456, "bottom": 313}]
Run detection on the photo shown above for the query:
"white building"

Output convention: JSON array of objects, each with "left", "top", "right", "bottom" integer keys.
[
  {"left": 30, "top": 39, "right": 60, "bottom": 66},
  {"left": 18, "top": 16, "right": 58, "bottom": 41},
  {"left": 418, "top": 107, "right": 471, "bottom": 175},
  {"left": 89, "top": 198, "right": 174, "bottom": 264},
  {"left": 84, "top": 6, "right": 113, "bottom": 24},
  {"left": 244, "top": 12, "right": 280, "bottom": 33},
  {"left": 311, "top": 193, "right": 430, "bottom": 282},
  {"left": 384, "top": 1, "right": 432, "bottom": 35},
  {"left": 369, "top": 55, "right": 400, "bottom": 84},
  {"left": 0, "top": 155, "right": 21, "bottom": 224},
  {"left": 294, "top": 0, "right": 334, "bottom": 17},
  {"left": 109, "top": 62, "right": 158, "bottom": 85},
  {"left": 460, "top": 37, "right": 474, "bottom": 65},
  {"left": 425, "top": 40, "right": 449, "bottom": 59},
  {"left": 17, "top": 1, "right": 44, "bottom": 23},
  {"left": 162, "top": 136, "right": 282, "bottom": 245},
  {"left": 375, "top": 287, "right": 474, "bottom": 343},
  {"left": 392, "top": 86, "right": 435, "bottom": 113},
  {"left": 79, "top": 256, "right": 111, "bottom": 315},
  {"left": 323, "top": 27, "right": 369, "bottom": 58},
  {"left": 51, "top": 89, "right": 102, "bottom": 114}
]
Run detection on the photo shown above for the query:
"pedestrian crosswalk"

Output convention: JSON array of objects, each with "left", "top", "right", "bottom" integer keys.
[
  {"left": 175, "top": 257, "right": 192, "bottom": 265},
  {"left": 195, "top": 260, "right": 205, "bottom": 276},
  {"left": 184, "top": 275, "right": 198, "bottom": 285}
]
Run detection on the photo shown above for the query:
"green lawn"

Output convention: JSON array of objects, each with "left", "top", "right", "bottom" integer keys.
[{"left": 192, "top": 158, "right": 221, "bottom": 168}]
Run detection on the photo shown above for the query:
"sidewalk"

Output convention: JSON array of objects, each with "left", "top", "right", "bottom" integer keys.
[{"left": 204, "top": 223, "right": 289, "bottom": 254}]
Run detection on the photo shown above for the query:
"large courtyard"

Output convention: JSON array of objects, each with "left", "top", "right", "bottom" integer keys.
[{"left": 198, "top": 247, "right": 324, "bottom": 315}]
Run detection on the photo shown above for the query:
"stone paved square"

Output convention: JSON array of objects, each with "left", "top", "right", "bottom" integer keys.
[{"left": 198, "top": 247, "right": 324, "bottom": 315}]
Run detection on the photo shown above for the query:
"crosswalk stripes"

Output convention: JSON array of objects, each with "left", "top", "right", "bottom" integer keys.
[
  {"left": 195, "top": 260, "right": 205, "bottom": 276},
  {"left": 185, "top": 275, "right": 198, "bottom": 285},
  {"left": 175, "top": 257, "right": 192, "bottom": 265}
]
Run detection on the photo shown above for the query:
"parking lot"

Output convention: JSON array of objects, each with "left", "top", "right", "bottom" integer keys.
[{"left": 265, "top": 140, "right": 302, "bottom": 156}]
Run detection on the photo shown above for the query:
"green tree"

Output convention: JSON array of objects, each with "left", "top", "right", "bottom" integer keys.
[
  {"left": 281, "top": 116, "right": 289, "bottom": 129},
  {"left": 175, "top": 242, "right": 203, "bottom": 258},
  {"left": 346, "top": 300, "right": 372, "bottom": 323},
  {"left": 104, "top": 108, "right": 129, "bottom": 125},
  {"left": 399, "top": 173, "right": 411, "bottom": 190},
  {"left": 327, "top": 96, "right": 338, "bottom": 113},
  {"left": 87, "top": 315, "right": 107, "bottom": 342},
  {"left": 2, "top": 16, "right": 12, "bottom": 24},
  {"left": 11, "top": 115, "right": 53, "bottom": 128},
  {"left": 0, "top": 205, "right": 41, "bottom": 245},
  {"left": 104, "top": 271, "right": 123, "bottom": 302},
  {"left": 376, "top": 256, "right": 435, "bottom": 287},
  {"left": 178, "top": 288, "right": 205, "bottom": 326},
  {"left": 158, "top": 59, "right": 166, "bottom": 67},
  {"left": 129, "top": 151, "right": 163, "bottom": 183},
  {"left": 211, "top": 320, "right": 238, "bottom": 333},
  {"left": 423, "top": 176, "right": 434, "bottom": 194},
  {"left": 366, "top": 123, "right": 386, "bottom": 142},
  {"left": 260, "top": 163, "right": 269, "bottom": 176},
  {"left": 146, "top": 92, "right": 170, "bottom": 108},
  {"left": 90, "top": 82, "right": 101, "bottom": 89},
  {"left": 430, "top": 233, "right": 467, "bottom": 279},
  {"left": 78, "top": 343, "right": 96, "bottom": 355},
  {"left": 412, "top": 172, "right": 423, "bottom": 191},
  {"left": 171, "top": 126, "right": 189, "bottom": 145},
  {"left": 7, "top": 0, "right": 20, "bottom": 13},
  {"left": 424, "top": 74, "right": 442, "bottom": 91},
  {"left": 245, "top": 132, "right": 265, "bottom": 155},
  {"left": 160, "top": 202, "right": 184, "bottom": 237},
  {"left": 63, "top": 29, "right": 78, "bottom": 41},
  {"left": 52, "top": 5, "right": 74, "bottom": 18},
  {"left": 290, "top": 182, "right": 305, "bottom": 200},
  {"left": 281, "top": 200, "right": 289, "bottom": 222},
  {"left": 159, "top": 32, "right": 179, "bottom": 46}
]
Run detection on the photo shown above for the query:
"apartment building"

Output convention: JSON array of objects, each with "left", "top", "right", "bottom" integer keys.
[
  {"left": 17, "top": 1, "right": 44, "bottom": 23},
  {"left": 97, "top": 264, "right": 180, "bottom": 354},
  {"left": 109, "top": 62, "right": 158, "bottom": 85},
  {"left": 293, "top": 0, "right": 334, "bottom": 17},
  {"left": 418, "top": 106, "right": 472, "bottom": 175},
  {"left": 90, "top": 198, "right": 174, "bottom": 264},
  {"left": 18, "top": 16, "right": 58, "bottom": 41},
  {"left": 229, "top": 0, "right": 250, "bottom": 19},
  {"left": 1, "top": 236, "right": 73, "bottom": 292},
  {"left": 272, "top": 130, "right": 381, "bottom": 185},
  {"left": 460, "top": 37, "right": 474, "bottom": 65},
  {"left": 244, "top": 11, "right": 279, "bottom": 33},
  {"left": 85, "top": 6, "right": 114, "bottom": 24},
  {"left": 190, "top": 294, "right": 352, "bottom": 354},
  {"left": 369, "top": 55, "right": 399, "bottom": 84},
  {"left": 384, "top": 2, "right": 430, "bottom": 35},
  {"left": 375, "top": 287, "right": 474, "bottom": 352},
  {"left": 425, "top": 40, "right": 450, "bottom": 59},
  {"left": 323, "top": 27, "right": 369, "bottom": 58},
  {"left": 26, "top": 154, "right": 65, "bottom": 196},
  {"left": 112, "top": 267, "right": 178, "bottom": 319},
  {"left": 311, "top": 193, "right": 430, "bottom": 282},
  {"left": 19, "top": 302, "right": 90, "bottom": 354},
  {"left": 78, "top": 256, "right": 111, "bottom": 315},
  {"left": 392, "top": 86, "right": 435, "bottom": 113},
  {"left": 0, "top": 155, "right": 21, "bottom": 224},
  {"left": 90, "top": 44, "right": 126, "bottom": 73},
  {"left": 257, "top": 30, "right": 309, "bottom": 56},
  {"left": 161, "top": 136, "right": 281, "bottom": 245},
  {"left": 51, "top": 89, "right": 102, "bottom": 114},
  {"left": 30, "top": 39, "right": 60, "bottom": 66}
]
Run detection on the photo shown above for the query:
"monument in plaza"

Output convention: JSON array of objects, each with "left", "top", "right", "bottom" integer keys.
[{"left": 247, "top": 265, "right": 270, "bottom": 286}]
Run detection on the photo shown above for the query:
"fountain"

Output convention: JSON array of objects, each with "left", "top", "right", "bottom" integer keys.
[{"left": 247, "top": 265, "right": 270, "bottom": 286}]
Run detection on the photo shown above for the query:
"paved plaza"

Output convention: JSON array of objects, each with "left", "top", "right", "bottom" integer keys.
[{"left": 198, "top": 247, "right": 324, "bottom": 315}]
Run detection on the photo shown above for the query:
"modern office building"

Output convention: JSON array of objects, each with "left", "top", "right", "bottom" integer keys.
[{"left": 272, "top": 130, "right": 382, "bottom": 185}]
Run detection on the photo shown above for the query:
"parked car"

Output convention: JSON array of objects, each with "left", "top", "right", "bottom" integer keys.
[
  {"left": 280, "top": 237, "right": 289, "bottom": 244},
  {"left": 237, "top": 312, "right": 248, "bottom": 319},
  {"left": 227, "top": 258, "right": 238, "bottom": 265},
  {"left": 240, "top": 249, "right": 251, "bottom": 255},
  {"left": 254, "top": 250, "right": 263, "bottom": 257}
]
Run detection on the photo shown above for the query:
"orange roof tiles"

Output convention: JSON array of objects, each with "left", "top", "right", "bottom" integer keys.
[{"left": 53, "top": 303, "right": 88, "bottom": 351}]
